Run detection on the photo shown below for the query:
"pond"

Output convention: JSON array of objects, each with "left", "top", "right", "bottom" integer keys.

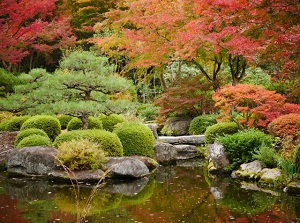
[{"left": 0, "top": 164, "right": 300, "bottom": 223}]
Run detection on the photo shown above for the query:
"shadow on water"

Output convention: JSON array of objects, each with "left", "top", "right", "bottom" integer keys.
[{"left": 1, "top": 165, "right": 300, "bottom": 223}]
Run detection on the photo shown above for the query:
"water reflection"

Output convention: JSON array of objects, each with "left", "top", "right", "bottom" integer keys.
[{"left": 0, "top": 165, "right": 300, "bottom": 222}]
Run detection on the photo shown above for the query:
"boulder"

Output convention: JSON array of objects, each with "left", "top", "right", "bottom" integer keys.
[
  {"left": 145, "top": 124, "right": 159, "bottom": 139},
  {"left": 161, "top": 117, "right": 192, "bottom": 136},
  {"left": 232, "top": 160, "right": 263, "bottom": 179},
  {"left": 174, "top": 144, "right": 198, "bottom": 160},
  {"left": 48, "top": 169, "right": 104, "bottom": 182},
  {"left": 207, "top": 143, "right": 230, "bottom": 174},
  {"left": 153, "top": 142, "right": 177, "bottom": 165},
  {"left": 284, "top": 181, "right": 300, "bottom": 195},
  {"left": 158, "top": 135, "right": 205, "bottom": 145},
  {"left": 259, "top": 168, "right": 283, "bottom": 185},
  {"left": 105, "top": 157, "right": 150, "bottom": 179}
]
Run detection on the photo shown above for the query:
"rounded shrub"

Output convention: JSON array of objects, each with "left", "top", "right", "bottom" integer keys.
[
  {"left": 14, "top": 128, "right": 48, "bottom": 147},
  {"left": 53, "top": 129, "right": 123, "bottom": 157},
  {"left": 188, "top": 114, "right": 217, "bottom": 135},
  {"left": 57, "top": 114, "right": 73, "bottom": 130},
  {"left": 204, "top": 122, "right": 239, "bottom": 144},
  {"left": 57, "top": 139, "right": 106, "bottom": 171},
  {"left": 100, "top": 114, "right": 125, "bottom": 132},
  {"left": 16, "top": 134, "right": 52, "bottom": 148},
  {"left": 217, "top": 129, "right": 274, "bottom": 170},
  {"left": 67, "top": 117, "right": 82, "bottom": 131},
  {"left": 0, "top": 116, "right": 30, "bottom": 131},
  {"left": 88, "top": 116, "right": 103, "bottom": 130},
  {"left": 20, "top": 115, "right": 61, "bottom": 141},
  {"left": 113, "top": 122, "right": 155, "bottom": 157}
]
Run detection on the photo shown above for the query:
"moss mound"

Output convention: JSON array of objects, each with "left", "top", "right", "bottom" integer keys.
[
  {"left": 16, "top": 134, "right": 52, "bottom": 148},
  {"left": 14, "top": 128, "right": 48, "bottom": 147}
]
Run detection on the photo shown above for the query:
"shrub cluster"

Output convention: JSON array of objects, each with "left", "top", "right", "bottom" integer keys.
[
  {"left": 204, "top": 122, "right": 239, "bottom": 144},
  {"left": 57, "top": 139, "right": 106, "bottom": 171},
  {"left": 99, "top": 114, "right": 125, "bottom": 132},
  {"left": 21, "top": 115, "right": 61, "bottom": 141},
  {"left": 88, "top": 116, "right": 103, "bottom": 130},
  {"left": 67, "top": 117, "right": 82, "bottom": 131},
  {"left": 14, "top": 128, "right": 48, "bottom": 147},
  {"left": 0, "top": 116, "right": 30, "bottom": 131},
  {"left": 137, "top": 104, "right": 159, "bottom": 122},
  {"left": 16, "top": 134, "right": 52, "bottom": 148},
  {"left": 67, "top": 116, "right": 103, "bottom": 131},
  {"left": 54, "top": 129, "right": 123, "bottom": 157},
  {"left": 113, "top": 122, "right": 155, "bottom": 157},
  {"left": 217, "top": 129, "right": 274, "bottom": 170},
  {"left": 57, "top": 114, "right": 73, "bottom": 129},
  {"left": 188, "top": 114, "right": 217, "bottom": 135}
]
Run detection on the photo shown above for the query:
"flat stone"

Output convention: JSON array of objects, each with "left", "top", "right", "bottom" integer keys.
[
  {"left": 174, "top": 144, "right": 198, "bottom": 160},
  {"left": 48, "top": 169, "right": 104, "bottom": 182},
  {"left": 259, "top": 168, "right": 282, "bottom": 185},
  {"left": 158, "top": 135, "right": 204, "bottom": 145}
]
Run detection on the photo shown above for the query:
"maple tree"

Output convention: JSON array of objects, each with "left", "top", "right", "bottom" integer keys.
[{"left": 0, "top": 0, "right": 76, "bottom": 72}]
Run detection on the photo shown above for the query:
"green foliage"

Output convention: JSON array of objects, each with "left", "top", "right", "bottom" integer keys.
[
  {"left": 217, "top": 129, "right": 274, "bottom": 170},
  {"left": 100, "top": 114, "right": 126, "bottom": 132},
  {"left": 204, "top": 122, "right": 239, "bottom": 144},
  {"left": 294, "top": 144, "right": 300, "bottom": 170},
  {"left": 137, "top": 103, "right": 159, "bottom": 122},
  {"left": 0, "top": 111, "right": 13, "bottom": 123},
  {"left": 252, "top": 143, "right": 280, "bottom": 168},
  {"left": 0, "top": 116, "right": 30, "bottom": 131},
  {"left": 14, "top": 128, "right": 49, "bottom": 147},
  {"left": 53, "top": 129, "right": 123, "bottom": 157},
  {"left": 240, "top": 67, "right": 271, "bottom": 87},
  {"left": 0, "top": 68, "right": 20, "bottom": 97},
  {"left": 113, "top": 122, "right": 155, "bottom": 157},
  {"left": 57, "top": 114, "right": 73, "bottom": 130},
  {"left": 57, "top": 139, "right": 106, "bottom": 171},
  {"left": 67, "top": 117, "right": 82, "bottom": 131},
  {"left": 188, "top": 114, "right": 217, "bottom": 135},
  {"left": 20, "top": 115, "right": 61, "bottom": 141},
  {"left": 87, "top": 116, "right": 103, "bottom": 130},
  {"left": 16, "top": 134, "right": 52, "bottom": 148}
]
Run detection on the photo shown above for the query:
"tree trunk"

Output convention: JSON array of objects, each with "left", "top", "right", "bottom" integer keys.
[{"left": 82, "top": 114, "right": 89, "bottom": 129}]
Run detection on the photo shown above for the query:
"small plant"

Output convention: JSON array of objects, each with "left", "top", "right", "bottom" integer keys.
[
  {"left": 99, "top": 114, "right": 126, "bottom": 132},
  {"left": 16, "top": 134, "right": 52, "bottom": 148},
  {"left": 57, "top": 139, "right": 106, "bottom": 171},
  {"left": 14, "top": 128, "right": 48, "bottom": 147},
  {"left": 204, "top": 122, "right": 239, "bottom": 144},
  {"left": 114, "top": 122, "right": 155, "bottom": 157},
  {"left": 252, "top": 143, "right": 280, "bottom": 168},
  {"left": 217, "top": 129, "right": 274, "bottom": 170},
  {"left": 67, "top": 117, "right": 83, "bottom": 131},
  {"left": 188, "top": 114, "right": 217, "bottom": 135},
  {"left": 20, "top": 115, "right": 61, "bottom": 141},
  {"left": 57, "top": 114, "right": 73, "bottom": 129},
  {"left": 137, "top": 103, "right": 159, "bottom": 122},
  {"left": 293, "top": 144, "right": 300, "bottom": 171}
]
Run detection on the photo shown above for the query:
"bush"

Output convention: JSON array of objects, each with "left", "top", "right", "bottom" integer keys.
[
  {"left": 16, "top": 134, "right": 52, "bottom": 148},
  {"left": 294, "top": 144, "right": 300, "bottom": 170},
  {"left": 204, "top": 122, "right": 239, "bottom": 144},
  {"left": 21, "top": 115, "right": 61, "bottom": 141},
  {"left": 137, "top": 103, "right": 159, "bottom": 121},
  {"left": 217, "top": 129, "right": 274, "bottom": 170},
  {"left": 113, "top": 122, "right": 155, "bottom": 157},
  {"left": 252, "top": 143, "right": 280, "bottom": 168},
  {"left": 88, "top": 116, "right": 103, "bottom": 130},
  {"left": 188, "top": 114, "right": 217, "bottom": 135},
  {"left": 0, "top": 116, "right": 30, "bottom": 131},
  {"left": 99, "top": 114, "right": 125, "bottom": 132},
  {"left": 57, "top": 139, "right": 106, "bottom": 171},
  {"left": 0, "top": 111, "right": 13, "bottom": 123},
  {"left": 53, "top": 129, "right": 123, "bottom": 157},
  {"left": 67, "top": 117, "right": 82, "bottom": 131},
  {"left": 57, "top": 114, "right": 73, "bottom": 129},
  {"left": 268, "top": 113, "right": 300, "bottom": 139},
  {"left": 14, "top": 128, "right": 49, "bottom": 147}
]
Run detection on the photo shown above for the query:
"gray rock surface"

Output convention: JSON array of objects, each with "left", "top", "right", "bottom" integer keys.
[
  {"left": 158, "top": 135, "right": 205, "bottom": 145},
  {"left": 174, "top": 144, "right": 198, "bottom": 160},
  {"left": 154, "top": 142, "right": 177, "bottom": 164},
  {"left": 207, "top": 143, "right": 230, "bottom": 174},
  {"left": 145, "top": 124, "right": 159, "bottom": 139},
  {"left": 259, "top": 168, "right": 282, "bottom": 185},
  {"left": 48, "top": 169, "right": 104, "bottom": 182},
  {"left": 233, "top": 160, "right": 263, "bottom": 179},
  {"left": 161, "top": 117, "right": 192, "bottom": 136}
]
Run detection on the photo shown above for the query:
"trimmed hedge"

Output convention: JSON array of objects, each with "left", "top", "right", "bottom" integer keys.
[
  {"left": 188, "top": 114, "right": 217, "bottom": 135},
  {"left": 0, "top": 116, "right": 30, "bottom": 131},
  {"left": 67, "top": 117, "right": 82, "bottom": 131},
  {"left": 88, "top": 116, "right": 103, "bottom": 130},
  {"left": 14, "top": 128, "right": 48, "bottom": 147},
  {"left": 204, "top": 122, "right": 239, "bottom": 144},
  {"left": 100, "top": 114, "right": 125, "bottom": 132},
  {"left": 16, "top": 134, "right": 52, "bottom": 148},
  {"left": 21, "top": 115, "right": 61, "bottom": 141},
  {"left": 53, "top": 129, "right": 123, "bottom": 157},
  {"left": 67, "top": 117, "right": 103, "bottom": 131},
  {"left": 57, "top": 114, "right": 73, "bottom": 130},
  {"left": 113, "top": 122, "right": 155, "bottom": 157}
]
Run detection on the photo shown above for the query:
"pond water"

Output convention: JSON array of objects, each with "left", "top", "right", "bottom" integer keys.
[{"left": 0, "top": 164, "right": 300, "bottom": 223}]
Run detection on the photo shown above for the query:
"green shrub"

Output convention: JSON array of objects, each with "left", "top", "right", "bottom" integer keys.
[
  {"left": 188, "top": 114, "right": 217, "bottom": 135},
  {"left": 204, "top": 122, "right": 239, "bottom": 144},
  {"left": 53, "top": 129, "right": 123, "bottom": 157},
  {"left": 294, "top": 144, "right": 300, "bottom": 170},
  {"left": 113, "top": 122, "right": 155, "bottom": 157},
  {"left": 57, "top": 114, "right": 73, "bottom": 129},
  {"left": 100, "top": 114, "right": 125, "bottom": 132},
  {"left": 0, "top": 116, "right": 30, "bottom": 131},
  {"left": 137, "top": 103, "right": 159, "bottom": 121},
  {"left": 14, "top": 128, "right": 49, "bottom": 147},
  {"left": 88, "top": 116, "right": 103, "bottom": 130},
  {"left": 16, "top": 134, "right": 52, "bottom": 148},
  {"left": 57, "top": 139, "right": 106, "bottom": 171},
  {"left": 217, "top": 129, "right": 274, "bottom": 170},
  {"left": 0, "top": 111, "right": 13, "bottom": 123},
  {"left": 67, "top": 117, "right": 82, "bottom": 131},
  {"left": 21, "top": 115, "right": 61, "bottom": 141},
  {"left": 252, "top": 143, "right": 280, "bottom": 168}
]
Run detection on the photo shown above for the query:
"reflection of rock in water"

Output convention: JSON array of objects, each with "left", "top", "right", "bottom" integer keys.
[
  {"left": 154, "top": 165, "right": 177, "bottom": 182},
  {"left": 209, "top": 177, "right": 231, "bottom": 200},
  {"left": 5, "top": 177, "right": 56, "bottom": 201},
  {"left": 176, "top": 158, "right": 204, "bottom": 168},
  {"left": 105, "top": 177, "right": 149, "bottom": 196}
]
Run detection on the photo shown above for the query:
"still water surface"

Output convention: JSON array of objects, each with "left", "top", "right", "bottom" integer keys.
[{"left": 0, "top": 165, "right": 300, "bottom": 223}]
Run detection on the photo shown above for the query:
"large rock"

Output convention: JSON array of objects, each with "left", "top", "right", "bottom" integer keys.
[
  {"left": 232, "top": 160, "right": 263, "bottom": 180},
  {"left": 154, "top": 142, "right": 177, "bottom": 165},
  {"left": 48, "top": 169, "right": 104, "bottom": 182},
  {"left": 6, "top": 146, "right": 58, "bottom": 175},
  {"left": 259, "top": 168, "right": 283, "bottom": 185},
  {"left": 105, "top": 157, "right": 150, "bottom": 179},
  {"left": 207, "top": 143, "right": 230, "bottom": 174},
  {"left": 174, "top": 144, "right": 198, "bottom": 160},
  {"left": 145, "top": 124, "right": 158, "bottom": 139},
  {"left": 158, "top": 135, "right": 205, "bottom": 145},
  {"left": 284, "top": 181, "right": 300, "bottom": 195},
  {"left": 161, "top": 117, "right": 192, "bottom": 136}
]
